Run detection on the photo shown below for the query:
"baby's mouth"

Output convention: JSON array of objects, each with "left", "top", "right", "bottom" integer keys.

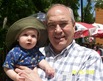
[{"left": 27, "top": 43, "right": 32, "bottom": 45}]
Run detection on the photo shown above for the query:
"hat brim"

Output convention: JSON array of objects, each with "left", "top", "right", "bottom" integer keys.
[{"left": 6, "top": 17, "right": 48, "bottom": 49}]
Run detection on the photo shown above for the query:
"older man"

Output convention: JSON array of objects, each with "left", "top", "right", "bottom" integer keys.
[{"left": 15, "top": 4, "right": 103, "bottom": 81}]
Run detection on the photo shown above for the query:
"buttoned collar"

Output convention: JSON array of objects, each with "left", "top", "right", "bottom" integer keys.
[{"left": 47, "top": 40, "right": 75, "bottom": 57}]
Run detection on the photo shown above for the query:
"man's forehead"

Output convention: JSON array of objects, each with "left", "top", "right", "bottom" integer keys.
[
  {"left": 47, "top": 15, "right": 71, "bottom": 23},
  {"left": 47, "top": 20, "right": 70, "bottom": 25}
]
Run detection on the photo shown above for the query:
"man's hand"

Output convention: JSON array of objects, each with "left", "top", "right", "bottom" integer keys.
[{"left": 15, "top": 66, "right": 42, "bottom": 81}]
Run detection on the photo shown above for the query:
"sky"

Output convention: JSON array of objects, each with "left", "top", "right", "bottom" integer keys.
[{"left": 78, "top": 0, "right": 95, "bottom": 17}]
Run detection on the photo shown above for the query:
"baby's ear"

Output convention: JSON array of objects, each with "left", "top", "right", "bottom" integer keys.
[{"left": 17, "top": 38, "right": 19, "bottom": 42}]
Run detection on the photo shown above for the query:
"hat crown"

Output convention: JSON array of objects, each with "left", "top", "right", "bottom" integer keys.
[{"left": 6, "top": 17, "right": 47, "bottom": 49}]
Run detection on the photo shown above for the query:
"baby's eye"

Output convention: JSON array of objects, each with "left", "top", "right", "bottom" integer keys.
[
  {"left": 32, "top": 35, "right": 36, "bottom": 38},
  {"left": 23, "top": 34, "right": 28, "bottom": 36}
]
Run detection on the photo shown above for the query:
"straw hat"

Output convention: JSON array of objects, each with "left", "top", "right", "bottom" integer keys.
[{"left": 6, "top": 16, "right": 48, "bottom": 49}]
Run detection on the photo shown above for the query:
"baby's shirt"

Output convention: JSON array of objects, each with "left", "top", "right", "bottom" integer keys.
[{"left": 3, "top": 45, "right": 45, "bottom": 69}]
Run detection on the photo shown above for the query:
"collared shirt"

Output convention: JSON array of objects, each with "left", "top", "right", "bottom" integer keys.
[
  {"left": 39, "top": 40, "right": 103, "bottom": 81},
  {"left": 3, "top": 45, "right": 45, "bottom": 69}
]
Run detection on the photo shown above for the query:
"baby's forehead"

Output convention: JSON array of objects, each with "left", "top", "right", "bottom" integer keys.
[{"left": 20, "top": 28, "right": 38, "bottom": 33}]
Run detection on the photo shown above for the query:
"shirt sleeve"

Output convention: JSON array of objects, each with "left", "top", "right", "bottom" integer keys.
[
  {"left": 3, "top": 50, "right": 16, "bottom": 69},
  {"left": 2, "top": 48, "right": 20, "bottom": 69}
]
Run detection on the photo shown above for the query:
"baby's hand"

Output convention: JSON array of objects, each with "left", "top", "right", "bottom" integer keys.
[{"left": 45, "top": 67, "right": 55, "bottom": 78}]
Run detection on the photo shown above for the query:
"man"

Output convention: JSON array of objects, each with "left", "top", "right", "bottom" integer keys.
[{"left": 15, "top": 4, "right": 103, "bottom": 81}]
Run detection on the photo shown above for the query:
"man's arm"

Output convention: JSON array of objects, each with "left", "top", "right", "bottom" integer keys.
[{"left": 15, "top": 66, "right": 42, "bottom": 81}]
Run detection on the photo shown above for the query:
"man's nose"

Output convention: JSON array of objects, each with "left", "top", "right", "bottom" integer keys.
[{"left": 55, "top": 24, "right": 62, "bottom": 32}]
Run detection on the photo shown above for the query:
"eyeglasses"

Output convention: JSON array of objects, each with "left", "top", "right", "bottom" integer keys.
[{"left": 47, "top": 20, "right": 72, "bottom": 30}]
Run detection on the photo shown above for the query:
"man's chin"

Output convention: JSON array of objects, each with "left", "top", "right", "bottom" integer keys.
[{"left": 54, "top": 42, "right": 66, "bottom": 47}]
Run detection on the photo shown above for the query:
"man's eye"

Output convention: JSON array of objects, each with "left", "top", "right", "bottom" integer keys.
[{"left": 60, "top": 23, "right": 67, "bottom": 27}]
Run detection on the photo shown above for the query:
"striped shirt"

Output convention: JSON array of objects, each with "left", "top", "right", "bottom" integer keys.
[{"left": 38, "top": 40, "right": 103, "bottom": 81}]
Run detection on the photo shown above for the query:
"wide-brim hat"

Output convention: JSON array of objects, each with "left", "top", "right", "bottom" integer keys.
[{"left": 6, "top": 16, "right": 48, "bottom": 49}]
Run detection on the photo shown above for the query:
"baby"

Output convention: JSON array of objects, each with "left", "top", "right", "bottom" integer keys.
[{"left": 3, "top": 17, "right": 55, "bottom": 81}]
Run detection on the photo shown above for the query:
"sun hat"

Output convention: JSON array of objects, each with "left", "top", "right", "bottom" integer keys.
[{"left": 5, "top": 16, "right": 48, "bottom": 49}]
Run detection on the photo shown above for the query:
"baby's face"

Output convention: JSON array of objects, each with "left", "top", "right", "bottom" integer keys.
[{"left": 18, "top": 28, "right": 38, "bottom": 49}]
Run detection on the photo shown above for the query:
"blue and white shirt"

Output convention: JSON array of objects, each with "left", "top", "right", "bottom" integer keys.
[
  {"left": 3, "top": 45, "right": 45, "bottom": 69},
  {"left": 38, "top": 40, "right": 103, "bottom": 81}
]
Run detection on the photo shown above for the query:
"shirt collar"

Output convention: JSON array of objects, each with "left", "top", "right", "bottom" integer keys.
[{"left": 48, "top": 40, "right": 75, "bottom": 57}]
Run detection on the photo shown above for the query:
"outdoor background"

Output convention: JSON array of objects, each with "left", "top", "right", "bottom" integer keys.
[{"left": 0, "top": 0, "right": 103, "bottom": 80}]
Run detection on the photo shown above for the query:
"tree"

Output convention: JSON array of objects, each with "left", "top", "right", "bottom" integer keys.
[
  {"left": 83, "top": 0, "right": 95, "bottom": 23},
  {"left": 0, "top": 0, "right": 37, "bottom": 26},
  {"left": 0, "top": 0, "right": 80, "bottom": 27},
  {"left": 94, "top": 0, "right": 103, "bottom": 8}
]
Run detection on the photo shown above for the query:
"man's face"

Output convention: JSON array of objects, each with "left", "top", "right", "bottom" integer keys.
[{"left": 46, "top": 6, "right": 75, "bottom": 53}]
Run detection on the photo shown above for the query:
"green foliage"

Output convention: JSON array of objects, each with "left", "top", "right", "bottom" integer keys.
[
  {"left": 0, "top": 28, "right": 7, "bottom": 47},
  {"left": 83, "top": 0, "right": 95, "bottom": 23},
  {"left": 95, "top": 0, "right": 103, "bottom": 9},
  {"left": 0, "top": 0, "right": 80, "bottom": 26},
  {"left": 0, "top": 0, "right": 37, "bottom": 26}
]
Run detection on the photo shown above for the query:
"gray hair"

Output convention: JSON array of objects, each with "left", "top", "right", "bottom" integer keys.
[{"left": 46, "top": 4, "right": 75, "bottom": 24}]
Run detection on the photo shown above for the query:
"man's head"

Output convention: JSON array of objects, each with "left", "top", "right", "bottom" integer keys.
[
  {"left": 46, "top": 4, "right": 75, "bottom": 25},
  {"left": 46, "top": 4, "right": 75, "bottom": 53}
]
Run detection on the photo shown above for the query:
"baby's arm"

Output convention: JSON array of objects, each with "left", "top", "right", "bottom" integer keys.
[
  {"left": 38, "top": 59, "right": 55, "bottom": 77},
  {"left": 4, "top": 67, "right": 24, "bottom": 81}
]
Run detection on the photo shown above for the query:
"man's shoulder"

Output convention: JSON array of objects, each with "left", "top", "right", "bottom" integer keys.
[
  {"left": 74, "top": 43, "right": 90, "bottom": 51},
  {"left": 39, "top": 47, "right": 45, "bottom": 51},
  {"left": 9, "top": 46, "right": 20, "bottom": 52},
  {"left": 39, "top": 46, "right": 49, "bottom": 56},
  {"left": 74, "top": 43, "right": 98, "bottom": 55}
]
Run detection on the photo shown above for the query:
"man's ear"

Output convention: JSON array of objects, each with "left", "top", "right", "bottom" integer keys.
[{"left": 73, "top": 22, "right": 76, "bottom": 32}]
